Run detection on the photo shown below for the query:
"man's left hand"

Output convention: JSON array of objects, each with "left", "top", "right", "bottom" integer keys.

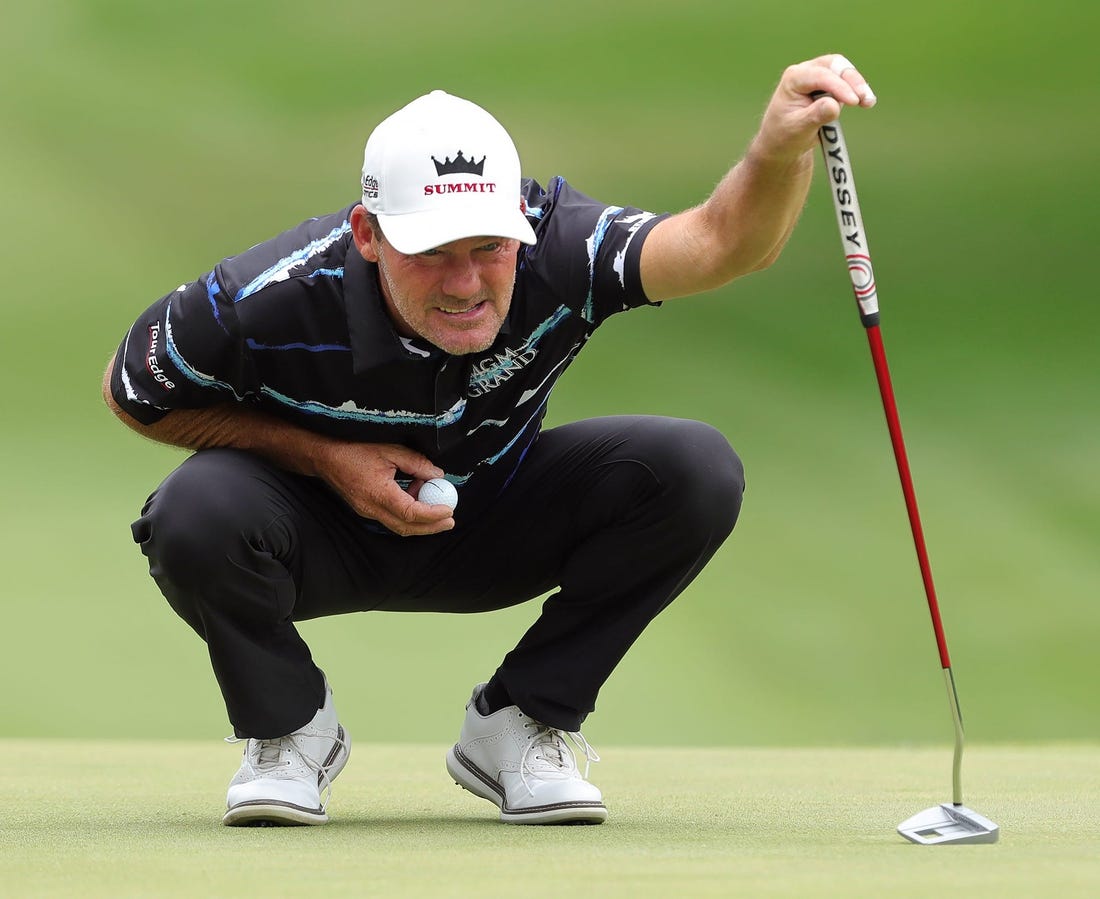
[{"left": 752, "top": 53, "right": 877, "bottom": 165}]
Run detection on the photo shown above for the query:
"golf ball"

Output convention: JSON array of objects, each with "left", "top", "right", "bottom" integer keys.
[{"left": 418, "top": 477, "right": 459, "bottom": 510}]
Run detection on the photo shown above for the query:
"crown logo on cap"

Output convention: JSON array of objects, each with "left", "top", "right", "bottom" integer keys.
[{"left": 432, "top": 151, "right": 486, "bottom": 177}]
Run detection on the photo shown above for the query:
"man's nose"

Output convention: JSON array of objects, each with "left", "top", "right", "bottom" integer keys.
[{"left": 441, "top": 256, "right": 481, "bottom": 299}]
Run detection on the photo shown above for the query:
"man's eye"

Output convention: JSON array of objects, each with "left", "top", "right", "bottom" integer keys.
[
  {"left": 419, "top": 249, "right": 442, "bottom": 258},
  {"left": 478, "top": 242, "right": 501, "bottom": 252}
]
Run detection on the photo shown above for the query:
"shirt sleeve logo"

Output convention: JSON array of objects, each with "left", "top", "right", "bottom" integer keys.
[{"left": 146, "top": 322, "right": 176, "bottom": 390}]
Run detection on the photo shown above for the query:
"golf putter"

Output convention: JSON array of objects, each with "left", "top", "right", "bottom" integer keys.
[{"left": 815, "top": 106, "right": 999, "bottom": 845}]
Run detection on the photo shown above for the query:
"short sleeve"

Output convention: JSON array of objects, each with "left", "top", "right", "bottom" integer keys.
[
  {"left": 110, "top": 271, "right": 257, "bottom": 424},
  {"left": 521, "top": 177, "right": 669, "bottom": 328}
]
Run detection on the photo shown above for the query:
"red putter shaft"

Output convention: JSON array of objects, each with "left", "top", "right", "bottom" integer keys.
[{"left": 865, "top": 324, "right": 951, "bottom": 669}]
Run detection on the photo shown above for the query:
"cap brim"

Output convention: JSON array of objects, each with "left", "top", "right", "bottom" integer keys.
[{"left": 375, "top": 209, "right": 537, "bottom": 255}]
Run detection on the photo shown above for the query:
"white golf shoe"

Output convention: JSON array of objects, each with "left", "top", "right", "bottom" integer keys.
[
  {"left": 446, "top": 685, "right": 606, "bottom": 824},
  {"left": 223, "top": 683, "right": 350, "bottom": 826}
]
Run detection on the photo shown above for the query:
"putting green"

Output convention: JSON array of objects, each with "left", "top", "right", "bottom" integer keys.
[
  {"left": 3, "top": 0, "right": 1098, "bottom": 751},
  {"left": 2, "top": 741, "right": 1096, "bottom": 897}
]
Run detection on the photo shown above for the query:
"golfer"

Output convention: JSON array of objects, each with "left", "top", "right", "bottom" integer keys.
[{"left": 104, "top": 55, "right": 875, "bottom": 826}]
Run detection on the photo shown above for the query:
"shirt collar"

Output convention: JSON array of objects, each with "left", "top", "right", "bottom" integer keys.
[{"left": 343, "top": 246, "right": 438, "bottom": 374}]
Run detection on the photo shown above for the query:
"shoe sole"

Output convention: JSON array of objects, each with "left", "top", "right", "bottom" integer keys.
[
  {"left": 222, "top": 799, "right": 329, "bottom": 826},
  {"left": 446, "top": 745, "right": 607, "bottom": 825},
  {"left": 223, "top": 725, "right": 351, "bottom": 827}
]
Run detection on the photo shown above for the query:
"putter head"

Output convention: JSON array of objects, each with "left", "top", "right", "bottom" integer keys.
[{"left": 898, "top": 803, "right": 999, "bottom": 845}]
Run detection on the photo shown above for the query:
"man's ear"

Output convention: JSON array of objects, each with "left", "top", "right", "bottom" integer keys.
[{"left": 350, "top": 205, "right": 381, "bottom": 263}]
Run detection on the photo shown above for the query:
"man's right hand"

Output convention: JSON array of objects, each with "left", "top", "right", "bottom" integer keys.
[{"left": 316, "top": 440, "right": 456, "bottom": 536}]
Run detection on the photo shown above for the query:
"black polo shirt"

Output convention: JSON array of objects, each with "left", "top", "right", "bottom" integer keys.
[{"left": 111, "top": 177, "right": 667, "bottom": 516}]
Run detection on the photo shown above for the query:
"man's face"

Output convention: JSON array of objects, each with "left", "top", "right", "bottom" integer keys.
[{"left": 353, "top": 208, "right": 520, "bottom": 355}]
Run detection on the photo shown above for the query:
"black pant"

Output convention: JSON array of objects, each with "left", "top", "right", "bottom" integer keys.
[{"left": 131, "top": 415, "right": 744, "bottom": 737}]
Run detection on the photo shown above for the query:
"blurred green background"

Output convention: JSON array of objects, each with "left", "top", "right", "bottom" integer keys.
[{"left": 1, "top": 0, "right": 1096, "bottom": 747}]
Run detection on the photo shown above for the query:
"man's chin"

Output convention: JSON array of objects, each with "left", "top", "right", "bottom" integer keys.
[
  {"left": 434, "top": 334, "right": 498, "bottom": 355},
  {"left": 425, "top": 319, "right": 502, "bottom": 355}
]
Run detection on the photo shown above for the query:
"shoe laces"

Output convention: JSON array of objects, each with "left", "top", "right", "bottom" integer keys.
[
  {"left": 225, "top": 730, "right": 348, "bottom": 812},
  {"left": 519, "top": 723, "right": 601, "bottom": 796}
]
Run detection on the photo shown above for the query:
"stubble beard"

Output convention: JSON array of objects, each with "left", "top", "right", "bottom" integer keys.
[{"left": 376, "top": 249, "right": 514, "bottom": 356}]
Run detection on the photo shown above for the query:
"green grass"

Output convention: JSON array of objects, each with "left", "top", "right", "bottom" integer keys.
[
  {"left": 2, "top": 740, "right": 1098, "bottom": 898},
  {"left": 2, "top": 0, "right": 1098, "bottom": 748}
]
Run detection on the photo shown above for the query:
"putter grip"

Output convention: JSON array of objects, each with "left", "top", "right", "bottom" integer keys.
[{"left": 816, "top": 115, "right": 880, "bottom": 328}]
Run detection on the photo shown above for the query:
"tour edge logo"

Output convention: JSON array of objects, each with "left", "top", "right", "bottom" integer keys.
[
  {"left": 146, "top": 322, "right": 176, "bottom": 390},
  {"left": 819, "top": 125, "right": 879, "bottom": 317}
]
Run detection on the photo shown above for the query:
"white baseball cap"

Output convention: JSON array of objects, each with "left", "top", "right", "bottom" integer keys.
[{"left": 361, "top": 90, "right": 537, "bottom": 255}]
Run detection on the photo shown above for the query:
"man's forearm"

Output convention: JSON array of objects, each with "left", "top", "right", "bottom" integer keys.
[
  {"left": 102, "top": 356, "right": 334, "bottom": 479},
  {"left": 698, "top": 145, "right": 815, "bottom": 278},
  {"left": 639, "top": 147, "right": 814, "bottom": 302},
  {"left": 103, "top": 356, "right": 453, "bottom": 533}
]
